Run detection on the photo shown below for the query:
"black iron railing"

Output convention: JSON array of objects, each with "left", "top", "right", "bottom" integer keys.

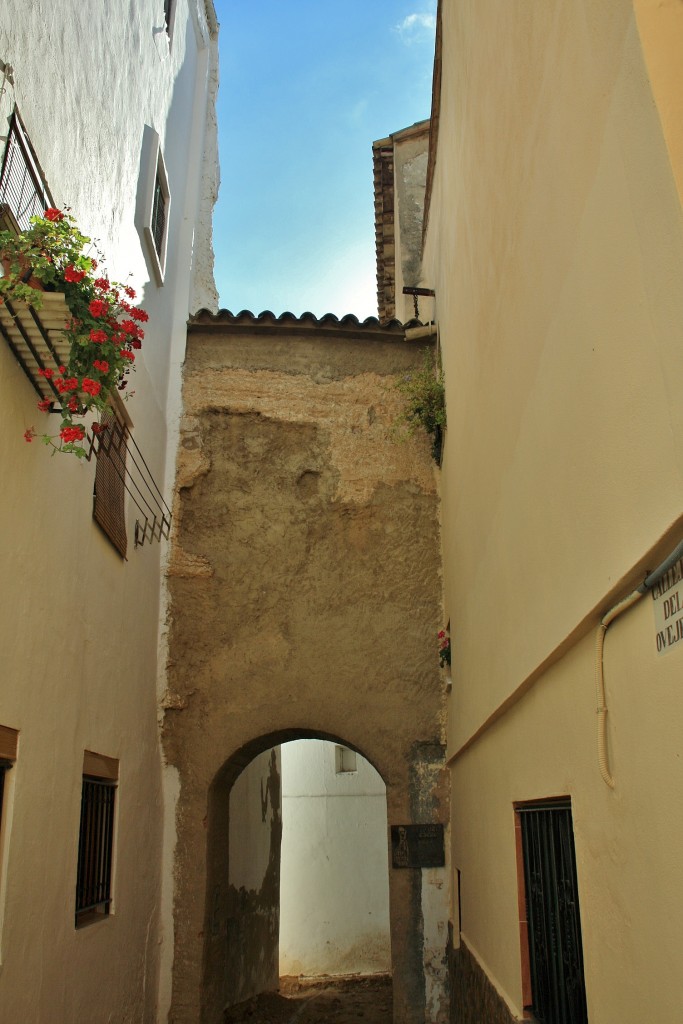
[
  {"left": 75, "top": 777, "right": 116, "bottom": 921},
  {"left": 519, "top": 801, "right": 588, "bottom": 1024}
]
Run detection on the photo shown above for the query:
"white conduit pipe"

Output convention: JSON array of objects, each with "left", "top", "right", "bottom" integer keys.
[{"left": 595, "top": 536, "right": 683, "bottom": 788}]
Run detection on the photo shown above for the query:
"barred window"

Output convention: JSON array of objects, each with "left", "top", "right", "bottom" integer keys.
[
  {"left": 75, "top": 752, "right": 118, "bottom": 926},
  {"left": 93, "top": 406, "right": 129, "bottom": 558},
  {"left": 151, "top": 171, "right": 167, "bottom": 260},
  {"left": 137, "top": 127, "right": 170, "bottom": 285},
  {"left": 0, "top": 110, "right": 52, "bottom": 231}
]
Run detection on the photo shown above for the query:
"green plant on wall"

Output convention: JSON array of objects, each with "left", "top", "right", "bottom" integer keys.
[{"left": 393, "top": 351, "right": 446, "bottom": 463}]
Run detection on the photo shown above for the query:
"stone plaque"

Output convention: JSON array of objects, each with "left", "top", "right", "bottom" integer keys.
[{"left": 391, "top": 824, "right": 445, "bottom": 868}]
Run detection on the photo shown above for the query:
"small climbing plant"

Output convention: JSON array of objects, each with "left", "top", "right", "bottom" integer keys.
[{"left": 393, "top": 352, "right": 446, "bottom": 463}]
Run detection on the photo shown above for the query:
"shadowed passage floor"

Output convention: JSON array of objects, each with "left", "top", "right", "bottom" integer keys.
[{"left": 223, "top": 974, "right": 393, "bottom": 1024}]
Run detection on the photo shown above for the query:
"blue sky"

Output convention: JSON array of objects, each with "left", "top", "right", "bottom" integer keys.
[{"left": 212, "top": 1, "right": 436, "bottom": 319}]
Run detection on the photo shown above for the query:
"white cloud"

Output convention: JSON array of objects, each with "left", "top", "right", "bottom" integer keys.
[{"left": 396, "top": 11, "right": 436, "bottom": 39}]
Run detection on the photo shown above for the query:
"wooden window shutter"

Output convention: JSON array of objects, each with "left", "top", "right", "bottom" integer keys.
[{"left": 93, "top": 407, "right": 128, "bottom": 557}]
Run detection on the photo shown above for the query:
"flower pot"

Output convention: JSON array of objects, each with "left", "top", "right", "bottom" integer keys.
[{"left": 1, "top": 252, "right": 45, "bottom": 292}]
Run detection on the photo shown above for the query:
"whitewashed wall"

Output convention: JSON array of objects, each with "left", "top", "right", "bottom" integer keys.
[
  {"left": 279, "top": 740, "right": 391, "bottom": 977},
  {"left": 0, "top": 4, "right": 217, "bottom": 1022}
]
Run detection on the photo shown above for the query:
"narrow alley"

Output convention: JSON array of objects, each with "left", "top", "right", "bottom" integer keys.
[{"left": 223, "top": 975, "right": 392, "bottom": 1024}]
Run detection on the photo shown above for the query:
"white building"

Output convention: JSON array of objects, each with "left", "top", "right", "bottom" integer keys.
[{"left": 0, "top": 3, "right": 218, "bottom": 1021}]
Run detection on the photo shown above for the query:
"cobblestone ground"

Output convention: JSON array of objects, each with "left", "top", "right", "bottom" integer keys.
[{"left": 223, "top": 974, "right": 392, "bottom": 1024}]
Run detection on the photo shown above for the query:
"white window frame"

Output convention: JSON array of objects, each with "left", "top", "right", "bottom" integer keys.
[{"left": 136, "top": 127, "right": 171, "bottom": 285}]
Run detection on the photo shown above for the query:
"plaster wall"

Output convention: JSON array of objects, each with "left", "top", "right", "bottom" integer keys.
[
  {"left": 423, "top": 0, "right": 683, "bottom": 744},
  {"left": 279, "top": 739, "right": 391, "bottom": 977},
  {"left": 0, "top": 4, "right": 217, "bottom": 1021},
  {"left": 392, "top": 125, "right": 430, "bottom": 323},
  {"left": 421, "top": 1, "right": 683, "bottom": 1020},
  {"left": 163, "top": 315, "right": 449, "bottom": 1024},
  {"left": 225, "top": 748, "right": 282, "bottom": 1005}
]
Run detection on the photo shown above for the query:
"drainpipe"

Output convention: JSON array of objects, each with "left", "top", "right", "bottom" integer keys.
[
  {"left": 405, "top": 322, "right": 437, "bottom": 341},
  {"left": 596, "top": 537, "right": 683, "bottom": 787}
]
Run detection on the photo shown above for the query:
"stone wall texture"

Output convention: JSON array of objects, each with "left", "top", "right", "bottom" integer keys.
[
  {"left": 449, "top": 939, "right": 518, "bottom": 1024},
  {"left": 163, "top": 313, "right": 449, "bottom": 1024}
]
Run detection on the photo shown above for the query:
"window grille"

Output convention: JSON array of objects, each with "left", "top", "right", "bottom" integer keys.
[
  {"left": 75, "top": 776, "right": 116, "bottom": 922},
  {"left": 93, "top": 407, "right": 128, "bottom": 558},
  {"left": 0, "top": 762, "right": 8, "bottom": 826},
  {"left": 518, "top": 801, "right": 588, "bottom": 1024},
  {"left": 0, "top": 111, "right": 52, "bottom": 231},
  {"left": 151, "top": 172, "right": 167, "bottom": 260}
]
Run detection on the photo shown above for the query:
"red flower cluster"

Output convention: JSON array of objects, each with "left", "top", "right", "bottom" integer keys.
[
  {"left": 88, "top": 299, "right": 107, "bottom": 317},
  {"left": 89, "top": 328, "right": 107, "bottom": 343},
  {"left": 24, "top": 428, "right": 36, "bottom": 442},
  {"left": 82, "top": 378, "right": 101, "bottom": 397},
  {"left": 92, "top": 359, "right": 109, "bottom": 373},
  {"left": 56, "top": 377, "right": 79, "bottom": 393},
  {"left": 44, "top": 208, "right": 64, "bottom": 222},
  {"left": 37, "top": 399, "right": 52, "bottom": 412},
  {"left": 64, "top": 265, "right": 86, "bottom": 283},
  {"left": 60, "top": 425, "right": 85, "bottom": 444}
]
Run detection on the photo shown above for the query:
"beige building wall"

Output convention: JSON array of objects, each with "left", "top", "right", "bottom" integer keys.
[
  {"left": 0, "top": 4, "right": 217, "bottom": 1021},
  {"left": 421, "top": 1, "right": 683, "bottom": 1021}
]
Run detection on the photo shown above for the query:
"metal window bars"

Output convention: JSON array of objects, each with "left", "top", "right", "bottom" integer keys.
[
  {"left": 75, "top": 777, "right": 115, "bottom": 919},
  {"left": 0, "top": 293, "right": 172, "bottom": 549},
  {"left": 0, "top": 110, "right": 53, "bottom": 231},
  {"left": 519, "top": 802, "right": 588, "bottom": 1024}
]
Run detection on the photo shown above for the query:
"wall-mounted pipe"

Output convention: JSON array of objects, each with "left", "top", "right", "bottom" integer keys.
[
  {"left": 596, "top": 536, "right": 683, "bottom": 787},
  {"left": 405, "top": 322, "right": 437, "bottom": 341}
]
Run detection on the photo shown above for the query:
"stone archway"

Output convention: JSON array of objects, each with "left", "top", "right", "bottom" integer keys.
[
  {"left": 202, "top": 729, "right": 390, "bottom": 1020},
  {"left": 162, "top": 312, "right": 449, "bottom": 1024}
]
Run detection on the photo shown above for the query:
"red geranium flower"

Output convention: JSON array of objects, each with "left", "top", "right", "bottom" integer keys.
[
  {"left": 130, "top": 307, "right": 149, "bottom": 322},
  {"left": 37, "top": 399, "right": 52, "bottom": 412},
  {"left": 64, "top": 265, "right": 86, "bottom": 283},
  {"left": 93, "top": 277, "right": 110, "bottom": 291},
  {"left": 89, "top": 329, "right": 107, "bottom": 344},
  {"left": 88, "top": 299, "right": 107, "bottom": 317},
  {"left": 24, "top": 428, "right": 37, "bottom": 442},
  {"left": 44, "top": 208, "right": 64, "bottom": 222},
  {"left": 68, "top": 396, "right": 79, "bottom": 412},
  {"left": 92, "top": 359, "right": 109, "bottom": 373},
  {"left": 124, "top": 285, "right": 137, "bottom": 299},
  {"left": 60, "top": 425, "right": 85, "bottom": 444},
  {"left": 81, "top": 378, "right": 101, "bottom": 397},
  {"left": 38, "top": 367, "right": 54, "bottom": 378},
  {"left": 120, "top": 350, "right": 135, "bottom": 362}
]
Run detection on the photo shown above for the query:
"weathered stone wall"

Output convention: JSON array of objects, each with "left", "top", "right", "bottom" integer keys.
[
  {"left": 163, "top": 312, "right": 448, "bottom": 1024},
  {"left": 449, "top": 938, "right": 518, "bottom": 1024}
]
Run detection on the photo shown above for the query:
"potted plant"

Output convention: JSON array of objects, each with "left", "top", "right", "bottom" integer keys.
[
  {"left": 0, "top": 207, "right": 147, "bottom": 457},
  {"left": 393, "top": 352, "right": 446, "bottom": 463}
]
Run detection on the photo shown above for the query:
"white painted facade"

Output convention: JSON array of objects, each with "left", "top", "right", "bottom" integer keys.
[
  {"left": 0, "top": 4, "right": 217, "bottom": 1022},
  {"left": 279, "top": 740, "right": 391, "bottom": 978}
]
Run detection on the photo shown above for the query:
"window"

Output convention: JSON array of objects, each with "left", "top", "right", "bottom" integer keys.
[
  {"left": 75, "top": 751, "right": 118, "bottom": 926},
  {"left": 136, "top": 126, "right": 170, "bottom": 284},
  {"left": 0, "top": 109, "right": 52, "bottom": 231},
  {"left": 163, "top": 0, "right": 176, "bottom": 37},
  {"left": 516, "top": 800, "right": 588, "bottom": 1024},
  {"left": 334, "top": 745, "right": 357, "bottom": 774},
  {"left": 93, "top": 405, "right": 129, "bottom": 558},
  {"left": 0, "top": 726, "right": 17, "bottom": 841}
]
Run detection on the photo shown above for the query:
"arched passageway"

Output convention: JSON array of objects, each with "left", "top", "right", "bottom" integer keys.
[
  {"left": 162, "top": 314, "right": 450, "bottom": 1024},
  {"left": 203, "top": 732, "right": 391, "bottom": 1017}
]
